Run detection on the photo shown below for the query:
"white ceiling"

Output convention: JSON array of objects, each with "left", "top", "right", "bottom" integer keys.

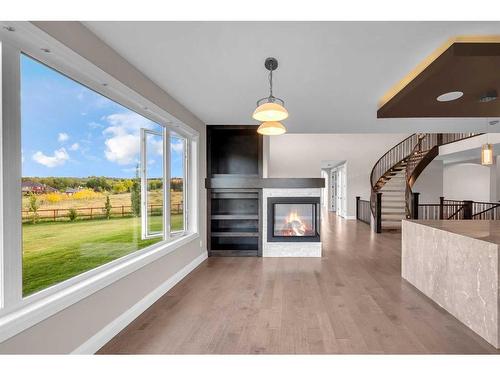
[{"left": 84, "top": 21, "right": 500, "bottom": 133}]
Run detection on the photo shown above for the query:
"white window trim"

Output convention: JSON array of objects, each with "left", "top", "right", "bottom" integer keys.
[
  {"left": 141, "top": 128, "right": 169, "bottom": 240},
  {"left": 0, "top": 28, "right": 201, "bottom": 343},
  {"left": 170, "top": 135, "right": 189, "bottom": 236}
]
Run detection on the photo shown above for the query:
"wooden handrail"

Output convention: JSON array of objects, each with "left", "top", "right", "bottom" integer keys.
[
  {"left": 370, "top": 132, "right": 481, "bottom": 226},
  {"left": 418, "top": 199, "right": 500, "bottom": 220},
  {"left": 370, "top": 134, "right": 421, "bottom": 216}
]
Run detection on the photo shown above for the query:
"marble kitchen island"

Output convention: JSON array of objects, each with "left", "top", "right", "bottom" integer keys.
[{"left": 402, "top": 220, "right": 500, "bottom": 348}]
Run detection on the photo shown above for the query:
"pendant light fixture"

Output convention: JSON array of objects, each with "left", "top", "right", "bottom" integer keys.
[
  {"left": 254, "top": 57, "right": 288, "bottom": 135},
  {"left": 481, "top": 143, "right": 494, "bottom": 165},
  {"left": 481, "top": 119, "right": 496, "bottom": 166}
]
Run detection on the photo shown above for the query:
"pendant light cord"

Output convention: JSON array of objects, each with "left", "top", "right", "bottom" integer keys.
[{"left": 269, "top": 69, "right": 273, "bottom": 98}]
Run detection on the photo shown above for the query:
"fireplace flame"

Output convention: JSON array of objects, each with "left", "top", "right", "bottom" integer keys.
[{"left": 284, "top": 210, "right": 307, "bottom": 236}]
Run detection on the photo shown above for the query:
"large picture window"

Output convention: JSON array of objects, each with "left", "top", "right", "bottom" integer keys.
[{"left": 19, "top": 54, "right": 189, "bottom": 296}]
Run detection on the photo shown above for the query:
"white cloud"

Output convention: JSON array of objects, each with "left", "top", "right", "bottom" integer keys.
[
  {"left": 103, "top": 112, "right": 156, "bottom": 165},
  {"left": 69, "top": 143, "right": 80, "bottom": 151},
  {"left": 58, "top": 132, "right": 69, "bottom": 142},
  {"left": 32, "top": 148, "right": 69, "bottom": 168},
  {"left": 88, "top": 121, "right": 103, "bottom": 129},
  {"left": 171, "top": 142, "right": 184, "bottom": 154},
  {"left": 104, "top": 133, "right": 140, "bottom": 165},
  {"left": 151, "top": 138, "right": 164, "bottom": 156}
]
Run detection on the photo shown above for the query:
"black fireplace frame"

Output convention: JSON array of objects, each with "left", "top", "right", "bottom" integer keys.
[{"left": 267, "top": 197, "right": 321, "bottom": 242}]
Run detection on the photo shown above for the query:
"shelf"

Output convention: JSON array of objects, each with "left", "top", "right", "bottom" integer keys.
[
  {"left": 211, "top": 215, "right": 258, "bottom": 220},
  {"left": 211, "top": 174, "right": 259, "bottom": 178},
  {"left": 209, "top": 249, "right": 258, "bottom": 257},
  {"left": 211, "top": 192, "right": 259, "bottom": 199},
  {"left": 211, "top": 232, "right": 259, "bottom": 238}
]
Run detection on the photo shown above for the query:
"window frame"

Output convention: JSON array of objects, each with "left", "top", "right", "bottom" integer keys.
[
  {"left": 170, "top": 134, "right": 189, "bottom": 236},
  {"left": 0, "top": 33, "right": 200, "bottom": 343},
  {"left": 141, "top": 127, "right": 169, "bottom": 240}
]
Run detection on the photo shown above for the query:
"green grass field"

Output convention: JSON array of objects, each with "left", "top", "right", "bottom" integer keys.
[{"left": 22, "top": 214, "right": 184, "bottom": 296}]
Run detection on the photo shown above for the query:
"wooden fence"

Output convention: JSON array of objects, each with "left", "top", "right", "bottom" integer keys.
[{"left": 22, "top": 203, "right": 183, "bottom": 223}]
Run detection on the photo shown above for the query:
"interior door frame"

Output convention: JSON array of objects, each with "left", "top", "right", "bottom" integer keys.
[{"left": 330, "top": 169, "right": 337, "bottom": 212}]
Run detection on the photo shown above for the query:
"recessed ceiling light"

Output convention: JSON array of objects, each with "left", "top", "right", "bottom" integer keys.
[
  {"left": 102, "top": 83, "right": 108, "bottom": 87},
  {"left": 479, "top": 90, "right": 498, "bottom": 103},
  {"left": 436, "top": 91, "right": 463, "bottom": 102},
  {"left": 41, "top": 48, "right": 51, "bottom": 53},
  {"left": 3, "top": 26, "right": 15, "bottom": 32}
]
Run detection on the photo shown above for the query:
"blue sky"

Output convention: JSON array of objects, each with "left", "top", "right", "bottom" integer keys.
[{"left": 21, "top": 54, "right": 184, "bottom": 179}]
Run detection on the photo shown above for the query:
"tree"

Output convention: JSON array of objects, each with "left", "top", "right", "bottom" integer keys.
[
  {"left": 123, "top": 179, "right": 134, "bottom": 192},
  {"left": 112, "top": 181, "right": 127, "bottom": 194},
  {"left": 170, "top": 178, "right": 183, "bottom": 192},
  {"left": 103, "top": 195, "right": 112, "bottom": 219},
  {"left": 130, "top": 164, "right": 141, "bottom": 217},
  {"left": 27, "top": 193, "right": 40, "bottom": 224},
  {"left": 148, "top": 179, "right": 163, "bottom": 191},
  {"left": 86, "top": 176, "right": 111, "bottom": 192},
  {"left": 68, "top": 208, "right": 78, "bottom": 222}
]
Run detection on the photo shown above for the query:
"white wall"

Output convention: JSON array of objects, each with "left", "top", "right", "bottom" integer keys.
[
  {"left": 0, "top": 22, "right": 207, "bottom": 354},
  {"left": 268, "top": 134, "right": 408, "bottom": 218},
  {"left": 443, "top": 163, "right": 492, "bottom": 202},
  {"left": 412, "top": 160, "right": 444, "bottom": 204}
]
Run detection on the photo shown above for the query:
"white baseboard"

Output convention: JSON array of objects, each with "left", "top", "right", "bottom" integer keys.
[
  {"left": 345, "top": 215, "right": 357, "bottom": 220},
  {"left": 71, "top": 251, "right": 208, "bottom": 354}
]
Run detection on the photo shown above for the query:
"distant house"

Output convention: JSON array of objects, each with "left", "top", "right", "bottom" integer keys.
[
  {"left": 21, "top": 181, "right": 57, "bottom": 195},
  {"left": 64, "top": 188, "right": 82, "bottom": 196}
]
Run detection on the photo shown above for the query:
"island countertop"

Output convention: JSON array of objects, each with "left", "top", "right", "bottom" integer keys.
[
  {"left": 406, "top": 220, "right": 500, "bottom": 245},
  {"left": 402, "top": 219, "right": 500, "bottom": 349}
]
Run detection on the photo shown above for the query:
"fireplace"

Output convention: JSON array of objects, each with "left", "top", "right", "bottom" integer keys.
[{"left": 267, "top": 197, "right": 320, "bottom": 242}]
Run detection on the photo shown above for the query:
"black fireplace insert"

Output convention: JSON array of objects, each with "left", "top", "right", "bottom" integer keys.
[{"left": 267, "top": 197, "right": 320, "bottom": 242}]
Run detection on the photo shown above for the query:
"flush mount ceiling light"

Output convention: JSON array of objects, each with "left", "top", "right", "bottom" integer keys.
[
  {"left": 436, "top": 91, "right": 463, "bottom": 102},
  {"left": 479, "top": 90, "right": 498, "bottom": 103},
  {"left": 253, "top": 57, "right": 288, "bottom": 135}
]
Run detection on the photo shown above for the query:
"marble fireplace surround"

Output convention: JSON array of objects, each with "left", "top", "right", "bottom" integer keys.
[
  {"left": 402, "top": 220, "right": 500, "bottom": 348},
  {"left": 262, "top": 188, "right": 322, "bottom": 257}
]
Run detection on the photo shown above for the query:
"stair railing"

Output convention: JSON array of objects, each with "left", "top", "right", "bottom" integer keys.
[
  {"left": 405, "top": 133, "right": 479, "bottom": 219},
  {"left": 370, "top": 132, "right": 481, "bottom": 231},
  {"left": 370, "top": 134, "right": 421, "bottom": 217}
]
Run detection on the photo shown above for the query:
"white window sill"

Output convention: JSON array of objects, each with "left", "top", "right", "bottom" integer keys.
[{"left": 0, "top": 232, "right": 200, "bottom": 343}]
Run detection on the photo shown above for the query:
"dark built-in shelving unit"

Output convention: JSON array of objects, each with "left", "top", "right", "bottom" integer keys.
[{"left": 206, "top": 126, "right": 263, "bottom": 257}]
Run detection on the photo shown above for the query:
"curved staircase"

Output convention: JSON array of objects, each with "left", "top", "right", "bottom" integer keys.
[{"left": 370, "top": 133, "right": 479, "bottom": 232}]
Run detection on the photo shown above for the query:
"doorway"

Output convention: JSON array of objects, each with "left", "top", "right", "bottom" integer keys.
[{"left": 331, "top": 163, "right": 347, "bottom": 218}]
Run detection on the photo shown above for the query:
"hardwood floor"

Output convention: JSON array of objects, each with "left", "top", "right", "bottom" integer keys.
[{"left": 98, "top": 212, "right": 500, "bottom": 354}]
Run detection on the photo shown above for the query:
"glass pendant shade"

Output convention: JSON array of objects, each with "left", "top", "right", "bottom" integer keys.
[
  {"left": 481, "top": 143, "right": 494, "bottom": 165},
  {"left": 257, "top": 121, "right": 287, "bottom": 136},
  {"left": 252, "top": 102, "right": 289, "bottom": 122}
]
